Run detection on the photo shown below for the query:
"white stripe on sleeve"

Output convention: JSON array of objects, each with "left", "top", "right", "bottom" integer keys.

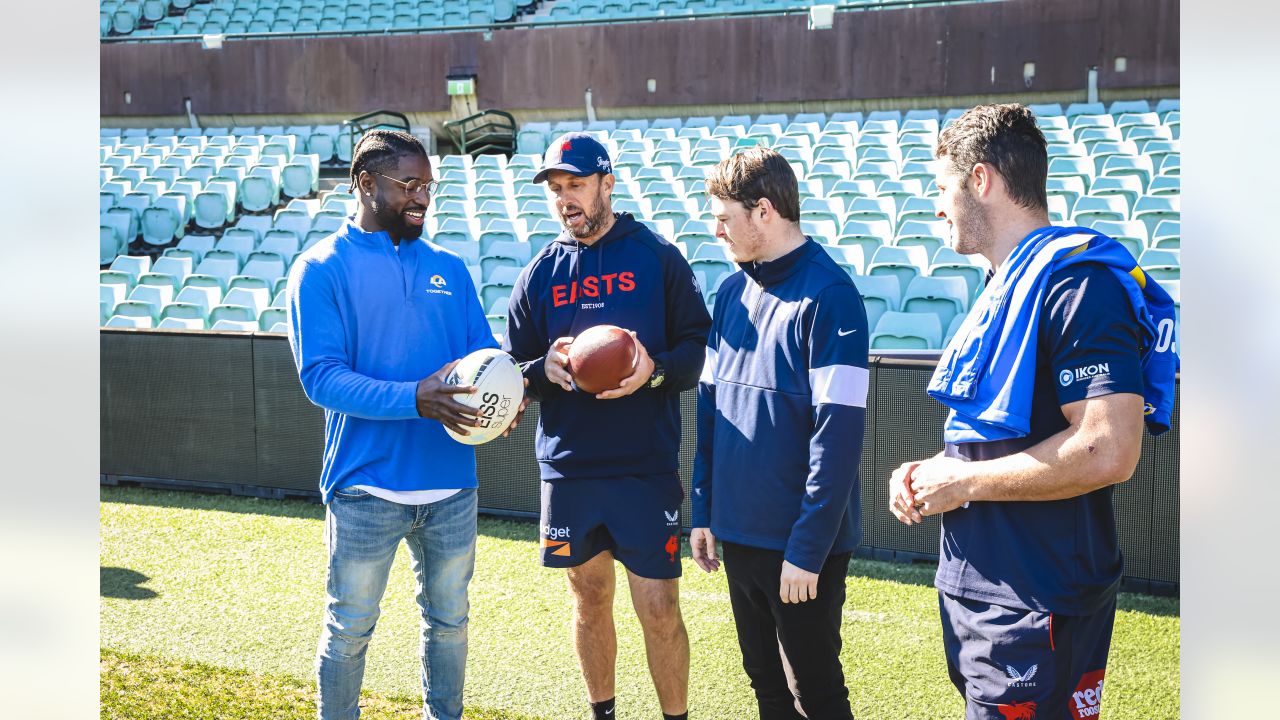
[
  {"left": 700, "top": 346, "right": 718, "bottom": 385},
  {"left": 808, "top": 364, "right": 869, "bottom": 407}
]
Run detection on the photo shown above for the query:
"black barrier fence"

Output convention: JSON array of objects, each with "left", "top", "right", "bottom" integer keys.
[{"left": 101, "top": 330, "right": 1178, "bottom": 592}]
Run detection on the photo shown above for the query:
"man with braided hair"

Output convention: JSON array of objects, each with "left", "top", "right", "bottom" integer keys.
[{"left": 286, "top": 129, "right": 525, "bottom": 720}]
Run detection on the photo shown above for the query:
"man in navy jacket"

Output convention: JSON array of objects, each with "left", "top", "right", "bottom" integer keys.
[
  {"left": 691, "top": 147, "right": 869, "bottom": 720},
  {"left": 503, "top": 133, "right": 711, "bottom": 720}
]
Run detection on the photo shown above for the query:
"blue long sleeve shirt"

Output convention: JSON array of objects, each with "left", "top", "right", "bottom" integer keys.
[
  {"left": 286, "top": 220, "right": 497, "bottom": 503},
  {"left": 692, "top": 238, "right": 869, "bottom": 573}
]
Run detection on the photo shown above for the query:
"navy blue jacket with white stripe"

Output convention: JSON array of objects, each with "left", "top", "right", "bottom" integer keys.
[{"left": 692, "top": 238, "right": 869, "bottom": 573}]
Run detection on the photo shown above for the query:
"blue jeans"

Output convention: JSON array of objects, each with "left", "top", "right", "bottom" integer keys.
[{"left": 316, "top": 486, "right": 477, "bottom": 720}]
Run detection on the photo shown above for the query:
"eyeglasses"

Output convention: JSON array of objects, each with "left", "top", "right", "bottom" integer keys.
[{"left": 372, "top": 172, "right": 440, "bottom": 198}]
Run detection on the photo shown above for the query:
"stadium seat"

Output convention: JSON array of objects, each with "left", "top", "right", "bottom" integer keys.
[
  {"left": 867, "top": 245, "right": 929, "bottom": 297},
  {"left": 688, "top": 257, "right": 735, "bottom": 294},
  {"left": 893, "top": 220, "right": 947, "bottom": 258},
  {"left": 895, "top": 196, "right": 941, "bottom": 228},
  {"left": 105, "top": 313, "right": 152, "bottom": 329},
  {"left": 1108, "top": 99, "right": 1151, "bottom": 115},
  {"left": 870, "top": 311, "right": 942, "bottom": 350},
  {"left": 214, "top": 228, "right": 257, "bottom": 264},
  {"left": 140, "top": 199, "right": 186, "bottom": 247},
  {"left": 194, "top": 253, "right": 240, "bottom": 291},
  {"left": 101, "top": 224, "right": 126, "bottom": 266},
  {"left": 1046, "top": 195, "right": 1070, "bottom": 223},
  {"left": 845, "top": 196, "right": 897, "bottom": 227},
  {"left": 101, "top": 270, "right": 136, "bottom": 300},
  {"left": 480, "top": 241, "right": 532, "bottom": 279},
  {"left": 104, "top": 207, "right": 139, "bottom": 248},
  {"left": 1090, "top": 220, "right": 1148, "bottom": 259},
  {"left": 1071, "top": 194, "right": 1129, "bottom": 227},
  {"left": 258, "top": 307, "right": 288, "bottom": 332},
  {"left": 1151, "top": 220, "right": 1180, "bottom": 250},
  {"left": 110, "top": 255, "right": 152, "bottom": 284},
  {"left": 835, "top": 219, "right": 891, "bottom": 260},
  {"left": 1146, "top": 174, "right": 1179, "bottom": 197},
  {"left": 851, "top": 274, "right": 900, "bottom": 332},
  {"left": 158, "top": 301, "right": 208, "bottom": 329},
  {"left": 927, "top": 247, "right": 987, "bottom": 301},
  {"left": 260, "top": 231, "right": 301, "bottom": 259},
  {"left": 1048, "top": 156, "right": 1095, "bottom": 192},
  {"left": 1138, "top": 248, "right": 1180, "bottom": 282},
  {"left": 240, "top": 251, "right": 288, "bottom": 283},
  {"left": 174, "top": 285, "right": 221, "bottom": 318},
  {"left": 119, "top": 293, "right": 163, "bottom": 323},
  {"left": 1100, "top": 154, "right": 1155, "bottom": 190},
  {"left": 943, "top": 313, "right": 966, "bottom": 347},
  {"left": 282, "top": 162, "right": 315, "bottom": 199},
  {"left": 240, "top": 171, "right": 279, "bottom": 212},
  {"left": 818, "top": 244, "right": 864, "bottom": 278},
  {"left": 901, "top": 276, "right": 970, "bottom": 334},
  {"left": 1028, "top": 103, "right": 1064, "bottom": 118},
  {"left": 1132, "top": 195, "right": 1180, "bottom": 238},
  {"left": 1087, "top": 175, "right": 1143, "bottom": 213}
]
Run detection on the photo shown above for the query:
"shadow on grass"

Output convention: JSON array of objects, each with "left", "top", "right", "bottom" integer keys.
[
  {"left": 101, "top": 648, "right": 547, "bottom": 720},
  {"left": 1117, "top": 591, "right": 1180, "bottom": 617},
  {"left": 102, "top": 485, "right": 539, "bottom": 541},
  {"left": 101, "top": 567, "right": 158, "bottom": 600},
  {"left": 100, "top": 486, "right": 1180, "bottom": 616},
  {"left": 846, "top": 557, "right": 937, "bottom": 588},
  {"left": 103, "top": 484, "right": 325, "bottom": 520}
]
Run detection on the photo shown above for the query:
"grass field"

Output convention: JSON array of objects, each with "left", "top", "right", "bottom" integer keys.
[{"left": 101, "top": 486, "right": 1179, "bottom": 719}]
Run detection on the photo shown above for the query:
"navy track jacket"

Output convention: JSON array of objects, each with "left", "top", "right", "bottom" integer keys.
[
  {"left": 503, "top": 212, "right": 712, "bottom": 481},
  {"left": 692, "top": 238, "right": 869, "bottom": 573}
]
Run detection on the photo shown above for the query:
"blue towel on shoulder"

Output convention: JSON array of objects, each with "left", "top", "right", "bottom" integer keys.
[{"left": 928, "top": 226, "right": 1178, "bottom": 444}]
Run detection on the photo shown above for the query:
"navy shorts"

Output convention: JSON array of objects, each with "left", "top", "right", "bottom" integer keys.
[
  {"left": 538, "top": 473, "right": 684, "bottom": 580},
  {"left": 939, "top": 591, "right": 1115, "bottom": 720}
]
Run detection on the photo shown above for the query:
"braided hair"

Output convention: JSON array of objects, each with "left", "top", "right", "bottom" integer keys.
[{"left": 348, "top": 129, "right": 428, "bottom": 190}]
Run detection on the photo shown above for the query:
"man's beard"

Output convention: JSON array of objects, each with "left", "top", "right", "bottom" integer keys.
[
  {"left": 564, "top": 188, "right": 611, "bottom": 239},
  {"left": 951, "top": 184, "right": 993, "bottom": 256},
  {"left": 372, "top": 194, "right": 425, "bottom": 241}
]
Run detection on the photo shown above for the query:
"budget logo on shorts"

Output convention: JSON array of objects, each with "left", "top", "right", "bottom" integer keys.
[
  {"left": 1069, "top": 669, "right": 1105, "bottom": 719},
  {"left": 542, "top": 525, "right": 572, "bottom": 557},
  {"left": 997, "top": 701, "right": 1037, "bottom": 720}
]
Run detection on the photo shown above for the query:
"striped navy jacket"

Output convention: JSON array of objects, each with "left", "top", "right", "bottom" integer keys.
[{"left": 692, "top": 237, "right": 869, "bottom": 573}]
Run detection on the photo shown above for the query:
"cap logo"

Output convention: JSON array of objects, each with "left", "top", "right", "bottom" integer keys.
[
  {"left": 597, "top": 156, "right": 611, "bottom": 172},
  {"left": 561, "top": 139, "right": 573, "bottom": 152}
]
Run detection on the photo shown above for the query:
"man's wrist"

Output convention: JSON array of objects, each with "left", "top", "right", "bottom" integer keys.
[
  {"left": 957, "top": 461, "right": 982, "bottom": 503},
  {"left": 647, "top": 358, "right": 666, "bottom": 388}
]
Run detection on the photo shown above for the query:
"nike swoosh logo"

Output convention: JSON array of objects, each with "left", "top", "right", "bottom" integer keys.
[
  {"left": 604, "top": 710, "right": 613, "bottom": 716},
  {"left": 837, "top": 328, "right": 858, "bottom": 337}
]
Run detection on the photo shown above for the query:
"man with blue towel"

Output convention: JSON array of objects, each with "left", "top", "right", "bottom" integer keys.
[{"left": 889, "top": 104, "right": 1177, "bottom": 720}]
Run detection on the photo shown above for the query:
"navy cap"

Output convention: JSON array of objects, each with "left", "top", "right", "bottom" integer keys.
[{"left": 533, "top": 132, "right": 613, "bottom": 183}]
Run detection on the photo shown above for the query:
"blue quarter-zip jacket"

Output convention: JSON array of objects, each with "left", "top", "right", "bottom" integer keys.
[
  {"left": 502, "top": 212, "right": 711, "bottom": 481},
  {"left": 286, "top": 220, "right": 498, "bottom": 503},
  {"left": 692, "top": 238, "right": 869, "bottom": 573}
]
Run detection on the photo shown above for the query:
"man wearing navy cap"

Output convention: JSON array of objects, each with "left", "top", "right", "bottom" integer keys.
[{"left": 504, "top": 132, "right": 711, "bottom": 720}]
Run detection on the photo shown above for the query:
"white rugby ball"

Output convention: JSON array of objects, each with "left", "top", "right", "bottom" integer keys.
[{"left": 444, "top": 348, "right": 524, "bottom": 445}]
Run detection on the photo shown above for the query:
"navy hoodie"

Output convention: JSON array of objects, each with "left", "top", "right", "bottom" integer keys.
[
  {"left": 692, "top": 238, "right": 869, "bottom": 573},
  {"left": 503, "top": 212, "right": 712, "bottom": 481}
]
